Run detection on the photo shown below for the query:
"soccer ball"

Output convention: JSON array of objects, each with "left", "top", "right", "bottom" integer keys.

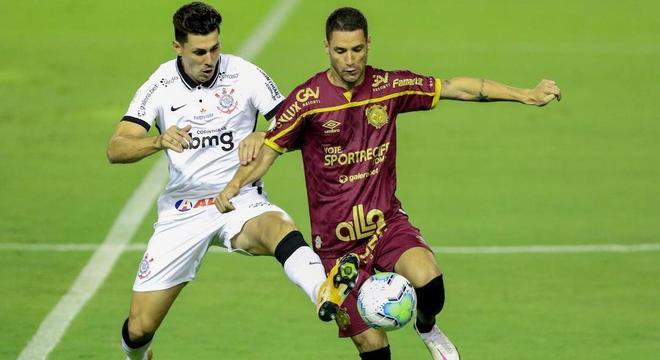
[{"left": 357, "top": 272, "right": 417, "bottom": 331}]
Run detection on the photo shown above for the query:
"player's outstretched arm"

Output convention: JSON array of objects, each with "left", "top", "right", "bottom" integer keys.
[
  {"left": 215, "top": 145, "right": 279, "bottom": 213},
  {"left": 238, "top": 131, "right": 266, "bottom": 166},
  {"left": 440, "top": 77, "right": 561, "bottom": 106},
  {"left": 107, "top": 122, "right": 193, "bottom": 163}
]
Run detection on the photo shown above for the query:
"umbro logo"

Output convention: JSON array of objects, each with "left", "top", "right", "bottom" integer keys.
[
  {"left": 170, "top": 104, "right": 187, "bottom": 112},
  {"left": 322, "top": 120, "right": 341, "bottom": 134}
]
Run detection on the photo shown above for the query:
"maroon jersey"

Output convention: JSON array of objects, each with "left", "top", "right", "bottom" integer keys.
[{"left": 265, "top": 66, "right": 440, "bottom": 257}]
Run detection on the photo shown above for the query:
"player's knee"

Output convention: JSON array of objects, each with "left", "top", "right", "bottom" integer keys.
[
  {"left": 395, "top": 247, "right": 441, "bottom": 287},
  {"left": 273, "top": 230, "right": 308, "bottom": 266},
  {"left": 415, "top": 274, "right": 446, "bottom": 318},
  {"left": 352, "top": 329, "right": 389, "bottom": 353},
  {"left": 265, "top": 212, "right": 297, "bottom": 239},
  {"left": 251, "top": 212, "right": 298, "bottom": 253}
]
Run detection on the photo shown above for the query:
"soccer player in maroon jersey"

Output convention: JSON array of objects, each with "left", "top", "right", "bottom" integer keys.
[{"left": 216, "top": 7, "right": 561, "bottom": 360}]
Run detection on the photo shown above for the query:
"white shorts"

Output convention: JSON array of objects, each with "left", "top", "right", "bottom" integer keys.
[{"left": 132, "top": 189, "right": 285, "bottom": 292}]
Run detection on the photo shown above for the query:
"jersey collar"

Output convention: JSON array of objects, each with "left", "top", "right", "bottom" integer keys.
[{"left": 176, "top": 56, "right": 221, "bottom": 90}]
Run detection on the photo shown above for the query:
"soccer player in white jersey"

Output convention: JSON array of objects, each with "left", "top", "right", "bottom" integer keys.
[{"left": 106, "top": 3, "right": 358, "bottom": 359}]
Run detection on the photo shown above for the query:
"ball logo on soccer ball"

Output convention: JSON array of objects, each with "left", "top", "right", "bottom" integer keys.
[{"left": 357, "top": 272, "right": 417, "bottom": 331}]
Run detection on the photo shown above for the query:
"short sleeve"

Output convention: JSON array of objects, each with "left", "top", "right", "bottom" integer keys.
[
  {"left": 264, "top": 91, "right": 305, "bottom": 153},
  {"left": 389, "top": 70, "right": 440, "bottom": 114},
  {"left": 122, "top": 78, "right": 161, "bottom": 131},
  {"left": 248, "top": 65, "right": 285, "bottom": 120}
]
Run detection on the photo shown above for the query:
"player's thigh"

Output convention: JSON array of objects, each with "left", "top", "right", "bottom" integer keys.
[
  {"left": 128, "top": 283, "right": 186, "bottom": 335},
  {"left": 133, "top": 214, "right": 218, "bottom": 291},
  {"left": 394, "top": 246, "right": 441, "bottom": 288},
  {"left": 351, "top": 328, "right": 389, "bottom": 353},
  {"left": 231, "top": 211, "right": 297, "bottom": 255}
]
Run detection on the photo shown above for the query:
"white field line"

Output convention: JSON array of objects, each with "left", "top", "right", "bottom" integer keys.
[
  {"left": 4, "top": 242, "right": 660, "bottom": 254},
  {"left": 17, "top": 1, "right": 300, "bottom": 359}
]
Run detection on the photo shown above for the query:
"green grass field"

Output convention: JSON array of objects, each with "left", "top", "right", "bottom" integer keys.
[{"left": 1, "top": 0, "right": 659, "bottom": 358}]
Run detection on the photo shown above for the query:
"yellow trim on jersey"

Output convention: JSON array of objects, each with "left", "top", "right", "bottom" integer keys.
[
  {"left": 343, "top": 91, "right": 352, "bottom": 102},
  {"left": 264, "top": 138, "right": 287, "bottom": 153},
  {"left": 431, "top": 78, "right": 442, "bottom": 109},
  {"left": 270, "top": 89, "right": 437, "bottom": 144}
]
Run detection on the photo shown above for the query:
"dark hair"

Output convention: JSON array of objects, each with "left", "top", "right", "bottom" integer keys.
[
  {"left": 173, "top": 2, "right": 222, "bottom": 43},
  {"left": 325, "top": 7, "right": 368, "bottom": 40}
]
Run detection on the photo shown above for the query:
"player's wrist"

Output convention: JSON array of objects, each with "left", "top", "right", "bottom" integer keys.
[
  {"left": 227, "top": 179, "right": 241, "bottom": 193},
  {"left": 153, "top": 135, "right": 165, "bottom": 150},
  {"left": 519, "top": 89, "right": 534, "bottom": 104}
]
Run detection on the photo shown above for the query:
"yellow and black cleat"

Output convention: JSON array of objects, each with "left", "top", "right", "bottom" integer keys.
[{"left": 317, "top": 253, "right": 360, "bottom": 322}]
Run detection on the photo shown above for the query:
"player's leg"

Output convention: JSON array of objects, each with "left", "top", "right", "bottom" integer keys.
[
  {"left": 229, "top": 208, "right": 358, "bottom": 320},
  {"left": 121, "top": 284, "right": 185, "bottom": 359},
  {"left": 121, "top": 213, "right": 218, "bottom": 359},
  {"left": 351, "top": 328, "right": 391, "bottom": 359},
  {"left": 320, "top": 251, "right": 390, "bottom": 358},
  {"left": 394, "top": 247, "right": 443, "bottom": 328},
  {"left": 394, "top": 247, "right": 460, "bottom": 360},
  {"left": 231, "top": 211, "right": 326, "bottom": 304}
]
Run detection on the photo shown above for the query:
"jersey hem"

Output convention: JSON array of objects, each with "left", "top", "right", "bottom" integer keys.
[
  {"left": 264, "top": 139, "right": 286, "bottom": 153},
  {"left": 431, "top": 78, "right": 442, "bottom": 109}
]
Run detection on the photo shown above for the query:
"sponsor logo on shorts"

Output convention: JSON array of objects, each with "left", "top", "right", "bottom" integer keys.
[
  {"left": 336, "top": 204, "right": 385, "bottom": 242},
  {"left": 174, "top": 197, "right": 216, "bottom": 212},
  {"left": 358, "top": 234, "right": 379, "bottom": 263},
  {"left": 248, "top": 201, "right": 271, "bottom": 208},
  {"left": 137, "top": 253, "right": 154, "bottom": 280}
]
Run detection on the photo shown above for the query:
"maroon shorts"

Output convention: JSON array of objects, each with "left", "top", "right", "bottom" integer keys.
[{"left": 319, "top": 214, "right": 432, "bottom": 337}]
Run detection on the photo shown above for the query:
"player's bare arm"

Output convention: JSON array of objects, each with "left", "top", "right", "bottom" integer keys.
[
  {"left": 215, "top": 145, "right": 279, "bottom": 213},
  {"left": 107, "top": 122, "right": 193, "bottom": 163},
  {"left": 238, "top": 131, "right": 266, "bottom": 166},
  {"left": 440, "top": 77, "right": 561, "bottom": 106}
]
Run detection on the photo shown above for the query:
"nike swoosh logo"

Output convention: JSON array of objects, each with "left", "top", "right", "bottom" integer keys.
[
  {"left": 170, "top": 104, "right": 187, "bottom": 111},
  {"left": 309, "top": 261, "right": 322, "bottom": 265}
]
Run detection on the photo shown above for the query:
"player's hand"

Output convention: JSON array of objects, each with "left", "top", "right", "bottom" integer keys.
[
  {"left": 238, "top": 132, "right": 265, "bottom": 165},
  {"left": 526, "top": 79, "right": 561, "bottom": 106},
  {"left": 157, "top": 124, "right": 193, "bottom": 153},
  {"left": 215, "top": 183, "right": 239, "bottom": 213}
]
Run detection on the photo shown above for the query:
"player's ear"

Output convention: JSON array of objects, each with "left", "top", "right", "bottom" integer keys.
[
  {"left": 173, "top": 40, "right": 183, "bottom": 56},
  {"left": 367, "top": 35, "right": 371, "bottom": 50},
  {"left": 324, "top": 40, "right": 330, "bottom": 55}
]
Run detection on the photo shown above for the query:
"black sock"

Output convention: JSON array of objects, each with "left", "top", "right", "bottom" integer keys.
[
  {"left": 122, "top": 318, "right": 153, "bottom": 349},
  {"left": 359, "top": 345, "right": 391, "bottom": 360},
  {"left": 273, "top": 230, "right": 308, "bottom": 265},
  {"left": 415, "top": 275, "right": 445, "bottom": 333}
]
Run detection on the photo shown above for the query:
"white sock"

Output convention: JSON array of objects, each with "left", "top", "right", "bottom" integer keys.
[
  {"left": 121, "top": 336, "right": 151, "bottom": 360},
  {"left": 283, "top": 246, "right": 327, "bottom": 304}
]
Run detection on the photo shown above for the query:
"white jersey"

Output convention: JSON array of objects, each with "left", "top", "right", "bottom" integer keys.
[{"left": 123, "top": 54, "right": 284, "bottom": 220}]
